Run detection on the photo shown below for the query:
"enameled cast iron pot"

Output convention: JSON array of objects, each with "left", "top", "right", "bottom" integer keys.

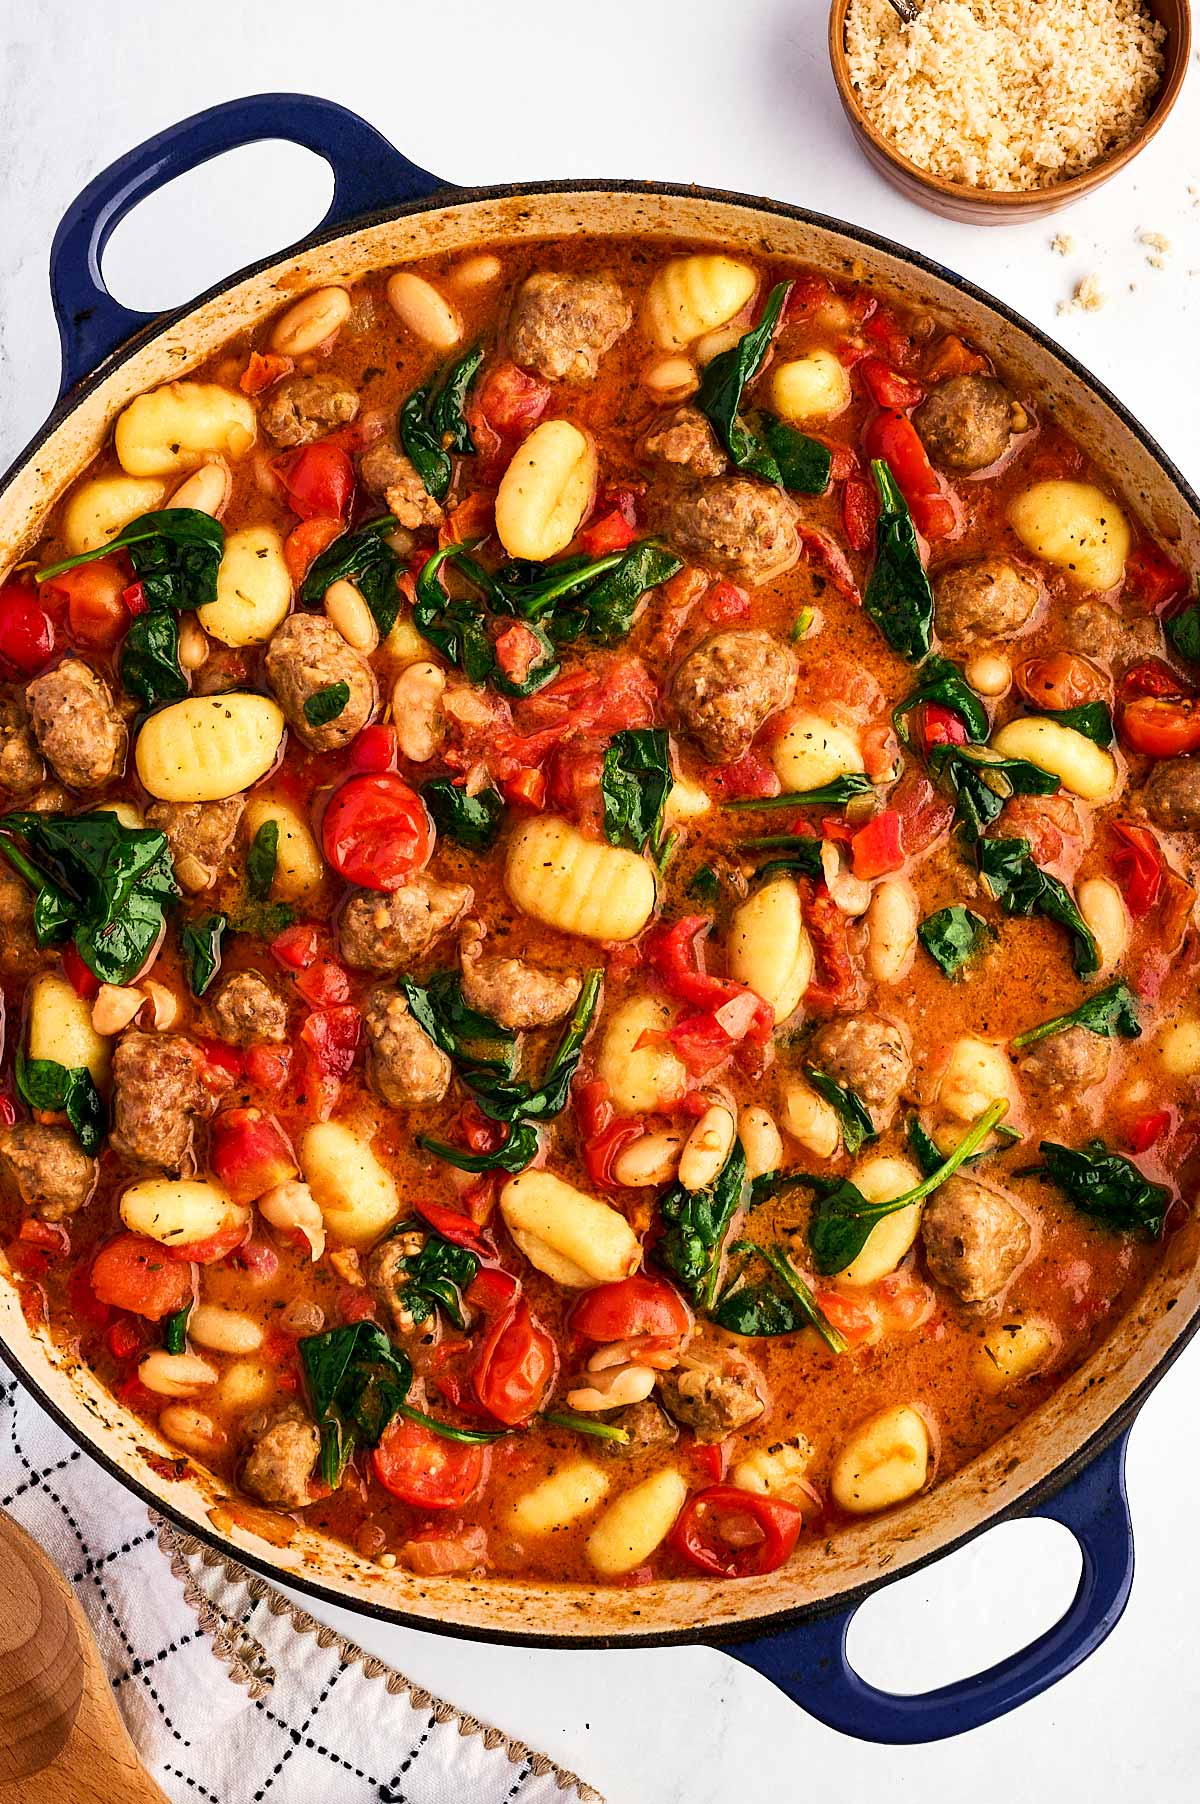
[{"left": 3, "top": 93, "right": 1200, "bottom": 1746}]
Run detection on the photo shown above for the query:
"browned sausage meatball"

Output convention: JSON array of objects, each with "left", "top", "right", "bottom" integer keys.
[
  {"left": 459, "top": 923, "right": 581, "bottom": 1029},
  {"left": 258, "top": 373, "right": 359, "bottom": 447},
  {"left": 507, "top": 272, "right": 631, "bottom": 381},
  {"left": 808, "top": 1013, "right": 911, "bottom": 1131},
  {"left": 658, "top": 478, "right": 798, "bottom": 585},
  {"left": 240, "top": 1404, "right": 319, "bottom": 1509},
  {"left": 656, "top": 1345, "right": 765, "bottom": 1443},
  {"left": 359, "top": 429, "right": 444, "bottom": 531},
  {"left": 0, "top": 1123, "right": 97, "bottom": 1222},
  {"left": 366, "top": 1226, "right": 428, "bottom": 1334},
  {"left": 596, "top": 1398, "right": 679, "bottom": 1456},
  {"left": 363, "top": 987, "right": 452, "bottom": 1106},
  {"left": 264, "top": 614, "right": 376, "bottom": 753},
  {"left": 0, "top": 696, "right": 44, "bottom": 793},
  {"left": 1019, "top": 1025, "right": 1111, "bottom": 1094},
  {"left": 670, "top": 628, "right": 797, "bottom": 762},
  {"left": 146, "top": 796, "right": 245, "bottom": 893},
  {"left": 110, "top": 1032, "right": 217, "bottom": 1170},
  {"left": 26, "top": 658, "right": 127, "bottom": 791},
  {"left": 933, "top": 557, "right": 1040, "bottom": 645},
  {"left": 643, "top": 406, "right": 726, "bottom": 477},
  {"left": 914, "top": 375, "right": 1012, "bottom": 473},
  {"left": 339, "top": 873, "right": 473, "bottom": 971},
  {"left": 1142, "top": 757, "right": 1200, "bottom": 832},
  {"left": 0, "top": 873, "right": 39, "bottom": 980},
  {"left": 210, "top": 972, "right": 288, "bottom": 1046},
  {"left": 1064, "top": 600, "right": 1161, "bottom": 669},
  {"left": 921, "top": 1175, "right": 1031, "bottom": 1304}
]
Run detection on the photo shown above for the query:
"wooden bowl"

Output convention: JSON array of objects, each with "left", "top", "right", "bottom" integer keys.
[{"left": 828, "top": 0, "right": 1192, "bottom": 223}]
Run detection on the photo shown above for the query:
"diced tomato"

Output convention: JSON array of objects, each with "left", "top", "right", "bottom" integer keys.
[
  {"left": 67, "top": 1257, "right": 111, "bottom": 1327},
  {"left": 62, "top": 942, "right": 100, "bottom": 1000},
  {"left": 863, "top": 304, "right": 917, "bottom": 369},
  {"left": 1016, "top": 652, "right": 1108, "bottom": 712},
  {"left": 121, "top": 581, "right": 149, "bottom": 617},
  {"left": 690, "top": 1441, "right": 729, "bottom": 1485},
  {"left": 413, "top": 1200, "right": 493, "bottom": 1258},
  {"left": 797, "top": 526, "right": 862, "bottom": 606},
  {"left": 502, "top": 766, "right": 546, "bottom": 809},
  {"left": 472, "top": 1296, "right": 557, "bottom": 1427},
  {"left": 348, "top": 724, "right": 396, "bottom": 773},
  {"left": 477, "top": 360, "right": 551, "bottom": 437},
  {"left": 198, "top": 1038, "right": 244, "bottom": 1083},
  {"left": 705, "top": 750, "right": 781, "bottom": 802},
  {"left": 300, "top": 1005, "right": 361, "bottom": 1078},
  {"left": 440, "top": 488, "right": 496, "bottom": 547},
  {"left": 245, "top": 1043, "right": 292, "bottom": 1091},
  {"left": 90, "top": 1233, "right": 194, "bottom": 1320},
  {"left": 373, "top": 1416, "right": 488, "bottom": 1510},
  {"left": 465, "top": 1265, "right": 520, "bottom": 1319},
  {"left": 400, "top": 1523, "right": 489, "bottom": 1575},
  {"left": 858, "top": 356, "right": 924, "bottom": 410},
  {"left": 669, "top": 1485, "right": 803, "bottom": 1579},
  {"left": 461, "top": 1099, "right": 507, "bottom": 1156},
  {"left": 863, "top": 411, "right": 956, "bottom": 542},
  {"left": 104, "top": 1317, "right": 144, "bottom": 1361},
  {"left": 1120, "top": 695, "right": 1200, "bottom": 759},
  {"left": 1124, "top": 541, "right": 1188, "bottom": 610},
  {"left": 546, "top": 743, "right": 605, "bottom": 832},
  {"left": 270, "top": 922, "right": 322, "bottom": 971},
  {"left": 784, "top": 273, "right": 834, "bottom": 318},
  {"left": 841, "top": 477, "right": 876, "bottom": 554},
  {"left": 322, "top": 772, "right": 433, "bottom": 890},
  {"left": 522, "top": 655, "right": 659, "bottom": 737},
  {"left": 816, "top": 1288, "right": 882, "bottom": 1345},
  {"left": 584, "top": 1117, "right": 646, "bottom": 1187},
  {"left": 815, "top": 440, "right": 858, "bottom": 484},
  {"left": 240, "top": 350, "right": 294, "bottom": 394},
  {"left": 890, "top": 768, "right": 955, "bottom": 858},
  {"left": 920, "top": 701, "right": 969, "bottom": 750},
  {"left": 923, "top": 335, "right": 989, "bottom": 382},
  {"left": 702, "top": 580, "right": 751, "bottom": 625},
  {"left": 801, "top": 881, "right": 864, "bottom": 1014},
  {"left": 337, "top": 1286, "right": 377, "bottom": 1324},
  {"left": 210, "top": 1108, "right": 298, "bottom": 1205},
  {"left": 571, "top": 1275, "right": 692, "bottom": 1343},
  {"left": 115, "top": 1372, "right": 160, "bottom": 1413},
  {"left": 494, "top": 621, "right": 545, "bottom": 683},
  {"left": 1110, "top": 822, "right": 1164, "bottom": 918},
  {"left": 460, "top": 1174, "right": 499, "bottom": 1226},
  {"left": 0, "top": 581, "right": 55, "bottom": 671},
  {"left": 1120, "top": 658, "right": 1186, "bottom": 702},
  {"left": 295, "top": 956, "right": 350, "bottom": 1008},
  {"left": 275, "top": 442, "right": 355, "bottom": 522},
  {"left": 850, "top": 809, "right": 904, "bottom": 878},
  {"left": 16, "top": 1219, "right": 69, "bottom": 1263},
  {"left": 1128, "top": 1109, "right": 1172, "bottom": 1154},
  {"left": 580, "top": 495, "right": 638, "bottom": 557},
  {"left": 283, "top": 516, "right": 344, "bottom": 586},
  {"left": 164, "top": 1212, "right": 251, "bottom": 1266}
]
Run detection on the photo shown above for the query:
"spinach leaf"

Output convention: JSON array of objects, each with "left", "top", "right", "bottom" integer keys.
[
  {"left": 494, "top": 541, "right": 682, "bottom": 644},
  {"left": 1034, "top": 1139, "right": 1170, "bottom": 1238},
  {"left": 120, "top": 611, "right": 188, "bottom": 709},
  {"left": 862, "top": 459, "right": 934, "bottom": 662},
  {"left": 467, "top": 969, "right": 603, "bottom": 1123},
  {"left": 163, "top": 1304, "right": 190, "bottom": 1356},
  {"left": 180, "top": 911, "right": 226, "bottom": 997},
  {"left": 806, "top": 1100, "right": 1008, "bottom": 1274},
  {"left": 15, "top": 1049, "right": 105, "bottom": 1155},
  {"left": 417, "top": 1119, "right": 541, "bottom": 1174},
  {"left": 421, "top": 778, "right": 504, "bottom": 849},
  {"left": 917, "top": 905, "right": 993, "bottom": 977},
  {"left": 0, "top": 811, "right": 179, "bottom": 986},
  {"left": 751, "top": 845, "right": 826, "bottom": 882},
  {"left": 601, "top": 728, "right": 672, "bottom": 856},
  {"left": 688, "top": 864, "right": 721, "bottom": 906},
  {"left": 1011, "top": 980, "right": 1141, "bottom": 1050},
  {"left": 246, "top": 819, "right": 279, "bottom": 903},
  {"left": 399, "top": 343, "right": 484, "bottom": 502},
  {"left": 578, "top": 541, "right": 683, "bottom": 643},
  {"left": 695, "top": 282, "right": 831, "bottom": 493},
  {"left": 893, "top": 655, "right": 989, "bottom": 747},
  {"left": 657, "top": 1138, "right": 747, "bottom": 1311},
  {"left": 399, "top": 972, "right": 517, "bottom": 1075},
  {"left": 906, "top": 1112, "right": 1019, "bottom": 1178},
  {"left": 976, "top": 836, "right": 1099, "bottom": 978},
  {"left": 303, "top": 682, "right": 350, "bottom": 728},
  {"left": 804, "top": 1067, "right": 876, "bottom": 1155},
  {"left": 36, "top": 508, "right": 223, "bottom": 612},
  {"left": 383, "top": 1221, "right": 479, "bottom": 1331},
  {"left": 299, "top": 515, "right": 402, "bottom": 639},
  {"left": 1165, "top": 600, "right": 1200, "bottom": 665},
  {"left": 1047, "top": 701, "right": 1114, "bottom": 747},
  {"left": 930, "top": 744, "right": 1059, "bottom": 841},
  {"left": 413, "top": 544, "right": 499, "bottom": 683},
  {"left": 714, "top": 1241, "right": 847, "bottom": 1353},
  {"left": 726, "top": 773, "right": 874, "bottom": 812}
]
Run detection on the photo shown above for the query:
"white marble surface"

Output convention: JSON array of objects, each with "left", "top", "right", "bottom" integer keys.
[{"left": 2, "top": 2, "right": 1200, "bottom": 1799}]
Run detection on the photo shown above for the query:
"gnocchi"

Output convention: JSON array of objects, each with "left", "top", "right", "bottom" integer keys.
[
  {"left": 836, "top": 1156, "right": 922, "bottom": 1287},
  {"left": 771, "top": 710, "right": 864, "bottom": 791},
  {"left": 770, "top": 351, "right": 852, "bottom": 423},
  {"left": 509, "top": 1461, "right": 610, "bottom": 1537},
  {"left": 242, "top": 797, "right": 325, "bottom": 901},
  {"left": 134, "top": 694, "right": 286, "bottom": 802},
  {"left": 1009, "top": 481, "right": 1131, "bottom": 593},
  {"left": 26, "top": 970, "right": 110, "bottom": 1083},
  {"left": 642, "top": 255, "right": 757, "bottom": 349},
  {"left": 299, "top": 1122, "right": 402, "bottom": 1248},
  {"left": 730, "top": 1434, "right": 814, "bottom": 1505},
  {"left": 830, "top": 1405, "right": 930, "bottom": 1514},
  {"left": 727, "top": 877, "right": 813, "bottom": 1022},
  {"left": 1158, "top": 1016, "right": 1200, "bottom": 1077},
  {"left": 114, "top": 381, "right": 256, "bottom": 477},
  {"left": 990, "top": 717, "right": 1117, "bottom": 803},
  {"left": 61, "top": 475, "right": 166, "bottom": 555},
  {"left": 937, "top": 1036, "right": 1014, "bottom": 1124},
  {"left": 586, "top": 1468, "right": 688, "bottom": 1576},
  {"left": 505, "top": 815, "right": 655, "bottom": 942},
  {"left": 979, "top": 1318, "right": 1057, "bottom": 1386},
  {"left": 499, "top": 1170, "right": 641, "bottom": 1288},
  {"left": 120, "top": 1178, "right": 246, "bottom": 1249},
  {"left": 494, "top": 420, "right": 597, "bottom": 561},
  {"left": 597, "top": 995, "right": 688, "bottom": 1115},
  {"left": 197, "top": 525, "right": 292, "bottom": 647}
]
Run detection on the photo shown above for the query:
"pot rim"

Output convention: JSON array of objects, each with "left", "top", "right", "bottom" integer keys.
[{"left": 2, "top": 172, "right": 1198, "bottom": 1648}]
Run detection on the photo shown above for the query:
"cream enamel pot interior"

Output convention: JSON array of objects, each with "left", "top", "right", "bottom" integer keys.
[{"left": 2, "top": 93, "right": 1200, "bottom": 1744}]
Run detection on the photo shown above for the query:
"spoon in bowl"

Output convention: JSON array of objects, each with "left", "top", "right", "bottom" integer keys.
[{"left": 885, "top": 0, "right": 919, "bottom": 18}]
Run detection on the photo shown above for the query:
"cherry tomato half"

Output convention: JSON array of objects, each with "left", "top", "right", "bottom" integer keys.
[
  {"left": 41, "top": 561, "right": 126, "bottom": 651},
  {"left": 668, "top": 1484, "right": 803, "bottom": 1579},
  {"left": 89, "top": 1233, "right": 194, "bottom": 1320},
  {"left": 472, "top": 1297, "right": 557, "bottom": 1426},
  {"left": 1119, "top": 695, "right": 1200, "bottom": 760},
  {"left": 275, "top": 443, "right": 355, "bottom": 521},
  {"left": 1015, "top": 652, "right": 1108, "bottom": 713},
  {"left": 321, "top": 773, "right": 433, "bottom": 891},
  {"left": 0, "top": 582, "right": 55, "bottom": 672},
  {"left": 372, "top": 1415, "right": 488, "bottom": 1510},
  {"left": 570, "top": 1274, "right": 692, "bottom": 1343}
]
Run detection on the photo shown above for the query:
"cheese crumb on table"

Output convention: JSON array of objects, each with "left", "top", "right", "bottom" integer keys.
[
  {"left": 1051, "top": 233, "right": 1075, "bottom": 255},
  {"left": 1058, "top": 274, "right": 1108, "bottom": 314}
]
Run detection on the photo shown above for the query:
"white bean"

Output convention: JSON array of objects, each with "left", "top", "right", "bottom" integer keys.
[
  {"left": 92, "top": 984, "right": 144, "bottom": 1035},
  {"left": 611, "top": 1130, "right": 685, "bottom": 1188},
  {"left": 782, "top": 1080, "right": 840, "bottom": 1159},
  {"left": 642, "top": 356, "right": 699, "bottom": 401},
  {"left": 739, "top": 1107, "right": 782, "bottom": 1181},
  {"left": 566, "top": 1364, "right": 658, "bottom": 1411},
  {"left": 157, "top": 1404, "right": 227, "bottom": 1458},
  {"left": 678, "top": 1105, "right": 736, "bottom": 1192},
  {"left": 270, "top": 286, "right": 352, "bottom": 356},
  {"left": 865, "top": 879, "right": 919, "bottom": 984},
  {"left": 169, "top": 459, "right": 231, "bottom": 517},
  {"left": 693, "top": 323, "right": 743, "bottom": 365},
  {"left": 965, "top": 652, "right": 1011, "bottom": 697},
  {"left": 140, "top": 980, "right": 179, "bottom": 1031},
  {"left": 1076, "top": 876, "right": 1129, "bottom": 973},
  {"left": 259, "top": 1178, "right": 325, "bottom": 1261},
  {"left": 391, "top": 661, "right": 446, "bottom": 763},
  {"left": 385, "top": 272, "right": 462, "bottom": 349},
  {"left": 324, "top": 578, "right": 379, "bottom": 655},
  {"left": 187, "top": 1304, "right": 263, "bottom": 1355},
  {"left": 138, "top": 1352, "right": 218, "bottom": 1398},
  {"left": 176, "top": 616, "right": 211, "bottom": 672},
  {"left": 447, "top": 253, "right": 503, "bottom": 291}
]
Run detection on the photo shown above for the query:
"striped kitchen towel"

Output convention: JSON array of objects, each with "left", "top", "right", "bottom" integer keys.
[{"left": 1, "top": 1378, "right": 601, "bottom": 1803}]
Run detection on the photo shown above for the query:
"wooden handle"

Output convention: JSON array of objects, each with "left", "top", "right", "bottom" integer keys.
[{"left": 0, "top": 1511, "right": 169, "bottom": 1803}]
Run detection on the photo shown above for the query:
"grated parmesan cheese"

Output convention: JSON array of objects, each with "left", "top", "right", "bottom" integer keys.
[
  {"left": 845, "top": 0, "right": 1167, "bottom": 192},
  {"left": 1058, "top": 274, "right": 1108, "bottom": 315}
]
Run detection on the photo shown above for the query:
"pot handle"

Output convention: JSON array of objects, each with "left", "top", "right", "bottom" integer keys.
[
  {"left": 720, "top": 1428, "right": 1134, "bottom": 1743},
  {"left": 49, "top": 92, "right": 449, "bottom": 397}
]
